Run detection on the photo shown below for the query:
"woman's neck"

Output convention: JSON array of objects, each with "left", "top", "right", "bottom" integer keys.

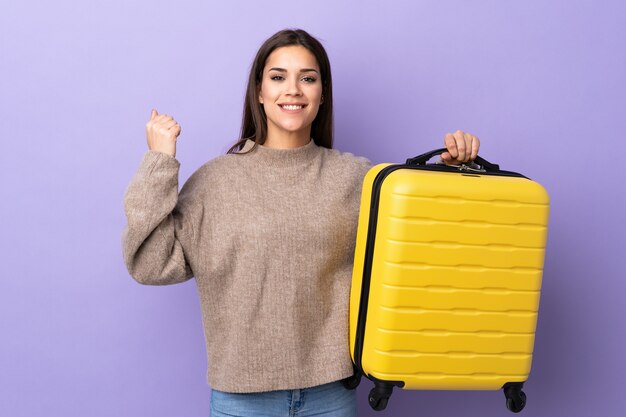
[{"left": 263, "top": 127, "right": 312, "bottom": 149}]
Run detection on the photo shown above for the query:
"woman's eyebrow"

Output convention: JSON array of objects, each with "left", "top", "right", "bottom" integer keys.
[{"left": 268, "top": 67, "right": 319, "bottom": 74}]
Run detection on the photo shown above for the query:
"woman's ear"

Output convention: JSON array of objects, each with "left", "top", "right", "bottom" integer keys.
[{"left": 257, "top": 85, "right": 263, "bottom": 104}]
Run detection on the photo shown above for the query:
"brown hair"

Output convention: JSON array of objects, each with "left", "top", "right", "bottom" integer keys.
[{"left": 227, "top": 28, "right": 334, "bottom": 154}]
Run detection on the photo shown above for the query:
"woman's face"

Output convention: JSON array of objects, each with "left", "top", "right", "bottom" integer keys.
[{"left": 258, "top": 45, "right": 323, "bottom": 141}]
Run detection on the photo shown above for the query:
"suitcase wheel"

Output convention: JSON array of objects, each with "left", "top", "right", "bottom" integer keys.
[
  {"left": 341, "top": 372, "right": 362, "bottom": 390},
  {"left": 505, "top": 390, "right": 526, "bottom": 413},
  {"left": 368, "top": 384, "right": 394, "bottom": 411},
  {"left": 368, "top": 391, "right": 389, "bottom": 411},
  {"left": 503, "top": 383, "right": 527, "bottom": 413}
]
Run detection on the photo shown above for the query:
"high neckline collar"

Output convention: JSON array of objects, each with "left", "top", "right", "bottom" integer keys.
[{"left": 238, "top": 139, "right": 320, "bottom": 168}]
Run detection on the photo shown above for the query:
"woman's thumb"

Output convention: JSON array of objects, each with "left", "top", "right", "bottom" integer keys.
[{"left": 150, "top": 108, "right": 158, "bottom": 120}]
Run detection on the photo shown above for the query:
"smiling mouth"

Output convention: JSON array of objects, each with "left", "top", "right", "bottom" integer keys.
[{"left": 279, "top": 104, "right": 307, "bottom": 110}]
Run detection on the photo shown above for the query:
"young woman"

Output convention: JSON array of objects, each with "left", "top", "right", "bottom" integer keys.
[{"left": 123, "top": 28, "right": 480, "bottom": 417}]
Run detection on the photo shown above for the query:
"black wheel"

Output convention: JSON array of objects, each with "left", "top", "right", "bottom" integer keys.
[
  {"left": 505, "top": 390, "right": 527, "bottom": 413},
  {"left": 342, "top": 373, "right": 361, "bottom": 390},
  {"left": 368, "top": 381, "right": 395, "bottom": 411},
  {"left": 368, "top": 391, "right": 389, "bottom": 411}
]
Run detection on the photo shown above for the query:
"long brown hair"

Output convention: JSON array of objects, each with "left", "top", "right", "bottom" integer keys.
[{"left": 227, "top": 28, "right": 334, "bottom": 154}]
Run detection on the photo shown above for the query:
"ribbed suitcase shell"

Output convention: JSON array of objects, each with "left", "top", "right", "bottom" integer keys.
[{"left": 350, "top": 163, "right": 549, "bottom": 393}]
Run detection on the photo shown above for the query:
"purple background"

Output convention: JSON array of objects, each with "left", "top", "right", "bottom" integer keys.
[{"left": 2, "top": 0, "right": 624, "bottom": 415}]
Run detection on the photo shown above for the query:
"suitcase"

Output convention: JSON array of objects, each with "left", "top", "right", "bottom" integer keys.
[{"left": 346, "top": 148, "right": 550, "bottom": 413}]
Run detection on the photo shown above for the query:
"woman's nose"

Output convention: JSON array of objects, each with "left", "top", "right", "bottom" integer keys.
[{"left": 285, "top": 79, "right": 302, "bottom": 96}]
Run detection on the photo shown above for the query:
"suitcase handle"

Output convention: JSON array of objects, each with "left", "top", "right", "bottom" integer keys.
[{"left": 406, "top": 148, "right": 500, "bottom": 172}]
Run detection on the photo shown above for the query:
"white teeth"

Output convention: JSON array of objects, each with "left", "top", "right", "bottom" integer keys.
[{"left": 281, "top": 105, "right": 303, "bottom": 110}]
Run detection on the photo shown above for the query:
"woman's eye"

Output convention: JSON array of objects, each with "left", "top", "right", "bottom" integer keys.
[{"left": 269, "top": 74, "right": 317, "bottom": 82}]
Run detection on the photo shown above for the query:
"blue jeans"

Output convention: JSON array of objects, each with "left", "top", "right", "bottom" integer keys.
[{"left": 210, "top": 380, "right": 357, "bottom": 417}]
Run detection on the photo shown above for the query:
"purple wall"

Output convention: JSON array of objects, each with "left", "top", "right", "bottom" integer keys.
[{"left": 2, "top": 0, "right": 624, "bottom": 415}]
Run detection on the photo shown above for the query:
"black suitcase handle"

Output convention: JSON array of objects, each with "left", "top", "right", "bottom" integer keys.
[{"left": 406, "top": 148, "right": 500, "bottom": 172}]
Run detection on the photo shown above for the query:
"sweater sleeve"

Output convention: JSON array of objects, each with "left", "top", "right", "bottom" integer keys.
[{"left": 121, "top": 150, "right": 200, "bottom": 285}]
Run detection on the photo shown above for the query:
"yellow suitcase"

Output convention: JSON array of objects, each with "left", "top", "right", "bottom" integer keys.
[{"left": 347, "top": 149, "right": 550, "bottom": 413}]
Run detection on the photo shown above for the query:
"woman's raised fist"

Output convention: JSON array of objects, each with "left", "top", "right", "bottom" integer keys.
[{"left": 145, "top": 109, "right": 181, "bottom": 157}]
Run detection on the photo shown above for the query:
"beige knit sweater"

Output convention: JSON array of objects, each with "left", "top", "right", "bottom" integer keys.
[{"left": 121, "top": 138, "right": 372, "bottom": 393}]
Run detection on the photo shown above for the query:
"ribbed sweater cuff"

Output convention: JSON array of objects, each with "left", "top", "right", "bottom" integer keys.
[{"left": 141, "top": 150, "right": 180, "bottom": 172}]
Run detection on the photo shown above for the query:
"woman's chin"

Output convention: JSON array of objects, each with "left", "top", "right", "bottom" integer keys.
[{"left": 277, "top": 125, "right": 309, "bottom": 135}]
